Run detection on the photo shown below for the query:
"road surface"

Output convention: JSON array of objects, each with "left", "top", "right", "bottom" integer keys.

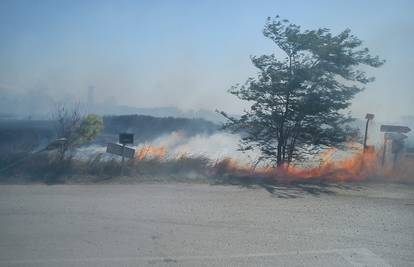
[{"left": 0, "top": 182, "right": 413, "bottom": 266}]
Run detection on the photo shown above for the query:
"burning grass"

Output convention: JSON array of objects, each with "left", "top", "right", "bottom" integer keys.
[
  {"left": 0, "top": 143, "right": 413, "bottom": 184},
  {"left": 214, "top": 149, "right": 414, "bottom": 184},
  {"left": 212, "top": 150, "right": 380, "bottom": 182}
]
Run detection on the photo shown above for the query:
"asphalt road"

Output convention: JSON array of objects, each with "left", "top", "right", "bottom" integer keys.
[{"left": 0, "top": 182, "right": 413, "bottom": 266}]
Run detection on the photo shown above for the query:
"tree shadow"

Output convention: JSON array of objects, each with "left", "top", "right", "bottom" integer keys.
[{"left": 211, "top": 175, "right": 365, "bottom": 198}]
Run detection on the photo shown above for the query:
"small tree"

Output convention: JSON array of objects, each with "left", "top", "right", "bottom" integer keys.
[
  {"left": 53, "top": 104, "right": 103, "bottom": 161},
  {"left": 220, "top": 16, "right": 384, "bottom": 167}
]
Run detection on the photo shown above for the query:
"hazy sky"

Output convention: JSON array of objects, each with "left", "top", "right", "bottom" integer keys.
[{"left": 0, "top": 0, "right": 413, "bottom": 121}]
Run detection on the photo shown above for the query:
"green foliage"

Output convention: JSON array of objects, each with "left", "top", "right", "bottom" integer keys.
[
  {"left": 53, "top": 104, "right": 103, "bottom": 160},
  {"left": 79, "top": 114, "right": 103, "bottom": 144},
  {"left": 221, "top": 16, "right": 384, "bottom": 166}
]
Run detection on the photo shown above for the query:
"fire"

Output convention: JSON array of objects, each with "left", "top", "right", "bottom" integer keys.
[
  {"left": 134, "top": 142, "right": 412, "bottom": 183},
  {"left": 136, "top": 145, "right": 167, "bottom": 160},
  {"left": 318, "top": 147, "right": 338, "bottom": 166},
  {"left": 284, "top": 150, "right": 379, "bottom": 182},
  {"left": 212, "top": 147, "right": 382, "bottom": 182}
]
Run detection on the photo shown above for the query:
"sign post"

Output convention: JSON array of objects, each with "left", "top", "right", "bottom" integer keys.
[
  {"left": 380, "top": 125, "right": 411, "bottom": 133},
  {"left": 121, "top": 144, "right": 126, "bottom": 175},
  {"left": 381, "top": 135, "right": 387, "bottom": 167},
  {"left": 106, "top": 143, "right": 135, "bottom": 158},
  {"left": 106, "top": 133, "right": 135, "bottom": 175},
  {"left": 119, "top": 133, "right": 134, "bottom": 145},
  {"left": 119, "top": 133, "right": 134, "bottom": 176},
  {"left": 380, "top": 125, "right": 411, "bottom": 168},
  {"left": 363, "top": 113, "right": 375, "bottom": 153}
]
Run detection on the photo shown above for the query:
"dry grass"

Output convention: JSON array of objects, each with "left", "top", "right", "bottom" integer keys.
[
  {"left": 0, "top": 152, "right": 213, "bottom": 184},
  {"left": 1, "top": 151, "right": 412, "bottom": 185}
]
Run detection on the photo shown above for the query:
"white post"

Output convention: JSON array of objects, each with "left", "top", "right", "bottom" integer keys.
[{"left": 121, "top": 144, "right": 125, "bottom": 176}]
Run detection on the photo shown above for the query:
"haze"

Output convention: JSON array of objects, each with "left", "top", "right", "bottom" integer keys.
[{"left": 0, "top": 0, "right": 413, "bottom": 121}]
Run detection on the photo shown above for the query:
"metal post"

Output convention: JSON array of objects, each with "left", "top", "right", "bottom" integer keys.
[
  {"left": 363, "top": 113, "right": 374, "bottom": 153},
  {"left": 121, "top": 144, "right": 125, "bottom": 176},
  {"left": 363, "top": 119, "right": 369, "bottom": 153},
  {"left": 381, "top": 134, "right": 387, "bottom": 167},
  {"left": 393, "top": 150, "right": 398, "bottom": 171}
]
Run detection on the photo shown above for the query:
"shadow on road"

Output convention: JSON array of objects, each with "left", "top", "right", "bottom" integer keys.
[{"left": 212, "top": 176, "right": 365, "bottom": 198}]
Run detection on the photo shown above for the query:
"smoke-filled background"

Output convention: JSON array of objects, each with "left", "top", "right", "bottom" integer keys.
[
  {"left": 0, "top": 0, "right": 414, "bottom": 173},
  {"left": 0, "top": 0, "right": 413, "bottom": 122}
]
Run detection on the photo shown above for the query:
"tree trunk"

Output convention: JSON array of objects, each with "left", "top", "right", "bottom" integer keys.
[
  {"left": 282, "top": 143, "right": 286, "bottom": 162},
  {"left": 287, "top": 132, "right": 298, "bottom": 166},
  {"left": 277, "top": 142, "right": 283, "bottom": 166}
]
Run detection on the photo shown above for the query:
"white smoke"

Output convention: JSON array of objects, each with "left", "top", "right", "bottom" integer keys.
[
  {"left": 75, "top": 131, "right": 367, "bottom": 167},
  {"left": 138, "top": 131, "right": 261, "bottom": 164},
  {"left": 74, "top": 131, "right": 261, "bottom": 164}
]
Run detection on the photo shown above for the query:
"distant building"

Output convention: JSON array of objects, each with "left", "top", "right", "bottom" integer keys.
[{"left": 87, "top": 86, "right": 95, "bottom": 106}]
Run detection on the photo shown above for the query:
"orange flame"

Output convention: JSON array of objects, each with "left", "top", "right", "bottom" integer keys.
[
  {"left": 284, "top": 150, "right": 379, "bottom": 182},
  {"left": 213, "top": 148, "right": 382, "bottom": 182},
  {"left": 134, "top": 142, "right": 413, "bottom": 183},
  {"left": 136, "top": 146, "right": 167, "bottom": 160}
]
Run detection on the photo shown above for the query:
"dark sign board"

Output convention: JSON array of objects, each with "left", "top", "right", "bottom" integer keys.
[
  {"left": 380, "top": 125, "right": 411, "bottom": 133},
  {"left": 106, "top": 143, "right": 135, "bottom": 158},
  {"left": 365, "top": 113, "right": 375, "bottom": 120},
  {"left": 45, "top": 138, "right": 67, "bottom": 150},
  {"left": 119, "top": 133, "right": 134, "bottom": 144}
]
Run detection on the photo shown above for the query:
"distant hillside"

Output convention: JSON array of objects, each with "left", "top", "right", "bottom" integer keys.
[
  {"left": 0, "top": 114, "right": 220, "bottom": 152},
  {"left": 101, "top": 114, "right": 219, "bottom": 144},
  {"left": 0, "top": 120, "right": 55, "bottom": 152},
  {"left": 90, "top": 105, "right": 227, "bottom": 123},
  {"left": 0, "top": 88, "right": 227, "bottom": 123}
]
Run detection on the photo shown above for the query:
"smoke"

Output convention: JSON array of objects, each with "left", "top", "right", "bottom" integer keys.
[
  {"left": 74, "top": 130, "right": 363, "bottom": 168},
  {"left": 73, "top": 132, "right": 261, "bottom": 164},
  {"left": 0, "top": 88, "right": 55, "bottom": 118},
  {"left": 71, "top": 128, "right": 414, "bottom": 182},
  {"left": 137, "top": 132, "right": 261, "bottom": 164}
]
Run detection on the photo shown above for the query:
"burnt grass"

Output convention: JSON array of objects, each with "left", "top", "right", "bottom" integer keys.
[{"left": 0, "top": 152, "right": 371, "bottom": 198}]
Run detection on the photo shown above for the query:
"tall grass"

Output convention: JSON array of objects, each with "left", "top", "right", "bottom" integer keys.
[
  {"left": 2, "top": 150, "right": 412, "bottom": 184},
  {"left": 0, "top": 151, "right": 214, "bottom": 183}
]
